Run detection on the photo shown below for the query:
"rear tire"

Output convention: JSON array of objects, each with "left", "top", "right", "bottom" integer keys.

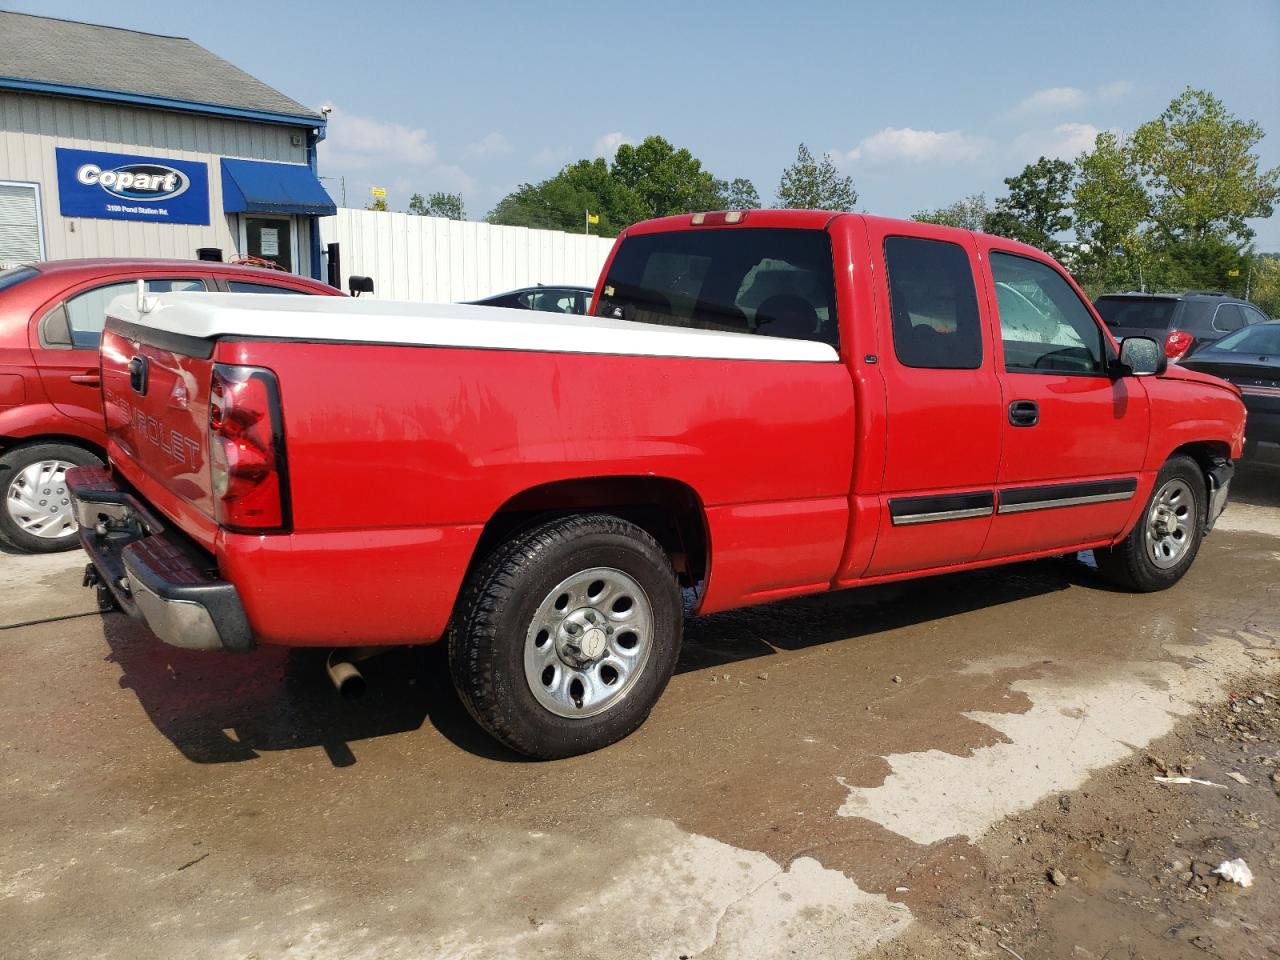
[
  {"left": 1094, "top": 455, "right": 1205, "bottom": 592},
  {"left": 0, "top": 443, "right": 102, "bottom": 553},
  {"left": 449, "top": 513, "right": 683, "bottom": 759}
]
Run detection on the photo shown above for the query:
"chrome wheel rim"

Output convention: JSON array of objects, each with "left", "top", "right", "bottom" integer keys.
[
  {"left": 6, "top": 459, "right": 77, "bottom": 540},
  {"left": 524, "top": 566, "right": 654, "bottom": 719},
  {"left": 1145, "top": 477, "right": 1196, "bottom": 569}
]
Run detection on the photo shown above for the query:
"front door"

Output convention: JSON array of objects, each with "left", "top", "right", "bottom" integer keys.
[
  {"left": 978, "top": 244, "right": 1149, "bottom": 558},
  {"left": 243, "top": 216, "right": 293, "bottom": 271},
  {"left": 861, "top": 224, "right": 1005, "bottom": 577}
]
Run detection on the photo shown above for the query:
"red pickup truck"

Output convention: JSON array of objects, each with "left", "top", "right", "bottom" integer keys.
[{"left": 68, "top": 211, "right": 1245, "bottom": 759}]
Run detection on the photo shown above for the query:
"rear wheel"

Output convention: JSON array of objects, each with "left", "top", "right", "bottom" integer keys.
[
  {"left": 0, "top": 443, "right": 102, "bottom": 553},
  {"left": 1094, "top": 455, "right": 1205, "bottom": 592},
  {"left": 449, "top": 513, "right": 683, "bottom": 759}
]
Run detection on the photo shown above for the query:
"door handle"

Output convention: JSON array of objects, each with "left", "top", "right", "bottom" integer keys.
[
  {"left": 1008, "top": 400, "right": 1039, "bottom": 427},
  {"left": 69, "top": 372, "right": 101, "bottom": 387}
]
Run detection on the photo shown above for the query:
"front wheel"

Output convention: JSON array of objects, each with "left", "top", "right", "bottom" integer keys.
[
  {"left": 1094, "top": 455, "right": 1206, "bottom": 592},
  {"left": 449, "top": 514, "right": 683, "bottom": 759}
]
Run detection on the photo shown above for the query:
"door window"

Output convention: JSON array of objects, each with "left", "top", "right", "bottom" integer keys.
[
  {"left": 1212, "top": 303, "right": 1247, "bottom": 333},
  {"left": 244, "top": 217, "right": 293, "bottom": 272},
  {"left": 62, "top": 279, "right": 205, "bottom": 348},
  {"left": 884, "top": 236, "right": 983, "bottom": 369},
  {"left": 520, "top": 289, "right": 583, "bottom": 314},
  {"left": 1242, "top": 305, "right": 1271, "bottom": 326},
  {"left": 227, "top": 281, "right": 311, "bottom": 295},
  {"left": 990, "top": 253, "right": 1105, "bottom": 374}
]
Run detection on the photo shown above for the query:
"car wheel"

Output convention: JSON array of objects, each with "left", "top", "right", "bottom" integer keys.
[
  {"left": 449, "top": 513, "right": 683, "bottom": 759},
  {"left": 1093, "top": 455, "right": 1206, "bottom": 592},
  {"left": 0, "top": 443, "right": 103, "bottom": 554}
]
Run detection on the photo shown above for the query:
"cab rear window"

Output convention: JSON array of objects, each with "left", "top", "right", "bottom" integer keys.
[{"left": 595, "top": 228, "right": 838, "bottom": 347}]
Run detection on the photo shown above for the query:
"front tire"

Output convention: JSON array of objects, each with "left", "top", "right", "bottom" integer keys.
[
  {"left": 0, "top": 443, "right": 103, "bottom": 553},
  {"left": 449, "top": 514, "right": 683, "bottom": 759},
  {"left": 1094, "top": 455, "right": 1206, "bottom": 592}
]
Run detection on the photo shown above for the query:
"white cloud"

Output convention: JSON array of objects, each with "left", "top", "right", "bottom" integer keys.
[
  {"left": 844, "top": 128, "right": 988, "bottom": 165},
  {"left": 319, "top": 105, "right": 436, "bottom": 170},
  {"left": 530, "top": 145, "right": 571, "bottom": 169},
  {"left": 1013, "top": 122, "right": 1104, "bottom": 161},
  {"left": 592, "top": 131, "right": 633, "bottom": 160},
  {"left": 1096, "top": 80, "right": 1135, "bottom": 102},
  {"left": 464, "top": 132, "right": 513, "bottom": 158},
  {"left": 1010, "top": 86, "right": 1087, "bottom": 117}
]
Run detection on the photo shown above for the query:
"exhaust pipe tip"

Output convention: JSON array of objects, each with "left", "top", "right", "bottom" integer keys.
[{"left": 326, "top": 654, "right": 366, "bottom": 700}]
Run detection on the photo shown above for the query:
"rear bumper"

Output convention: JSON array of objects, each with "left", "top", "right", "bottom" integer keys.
[{"left": 66, "top": 466, "right": 252, "bottom": 652}]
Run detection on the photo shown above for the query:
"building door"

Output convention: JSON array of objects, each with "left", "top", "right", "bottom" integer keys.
[{"left": 242, "top": 216, "right": 294, "bottom": 272}]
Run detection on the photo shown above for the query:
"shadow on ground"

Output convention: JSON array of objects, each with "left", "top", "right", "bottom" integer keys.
[{"left": 99, "top": 552, "right": 1099, "bottom": 768}]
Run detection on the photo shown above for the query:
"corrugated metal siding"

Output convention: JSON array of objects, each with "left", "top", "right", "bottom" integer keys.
[
  {"left": 320, "top": 208, "right": 616, "bottom": 302},
  {"left": 0, "top": 90, "right": 311, "bottom": 268}
]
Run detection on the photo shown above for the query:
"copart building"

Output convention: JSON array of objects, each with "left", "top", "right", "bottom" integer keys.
[{"left": 0, "top": 12, "right": 335, "bottom": 278}]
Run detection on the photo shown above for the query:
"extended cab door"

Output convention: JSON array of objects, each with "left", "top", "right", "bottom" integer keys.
[
  {"left": 976, "top": 242, "right": 1149, "bottom": 558},
  {"left": 859, "top": 222, "right": 1004, "bottom": 577},
  {"left": 30, "top": 275, "right": 208, "bottom": 430}
]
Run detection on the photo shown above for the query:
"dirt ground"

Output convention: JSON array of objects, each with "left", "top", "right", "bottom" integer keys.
[
  {"left": 869, "top": 682, "right": 1280, "bottom": 960},
  {"left": 1, "top": 456, "right": 1278, "bottom": 959}
]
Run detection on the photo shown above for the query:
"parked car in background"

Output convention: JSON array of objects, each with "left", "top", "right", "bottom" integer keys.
[
  {"left": 467, "top": 285, "right": 592, "bottom": 315},
  {"left": 1182, "top": 320, "right": 1280, "bottom": 461},
  {"left": 1094, "top": 291, "right": 1271, "bottom": 362},
  {"left": 0, "top": 259, "right": 340, "bottom": 553}
]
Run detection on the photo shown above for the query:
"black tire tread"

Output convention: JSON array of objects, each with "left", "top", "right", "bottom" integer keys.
[
  {"left": 448, "top": 512, "right": 680, "bottom": 759},
  {"left": 1094, "top": 454, "right": 1206, "bottom": 592}
]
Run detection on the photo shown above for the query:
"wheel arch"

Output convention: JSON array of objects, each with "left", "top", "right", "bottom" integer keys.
[
  {"left": 1167, "top": 439, "right": 1232, "bottom": 505},
  {"left": 467, "top": 475, "right": 710, "bottom": 592},
  {"left": 0, "top": 434, "right": 107, "bottom": 471}
]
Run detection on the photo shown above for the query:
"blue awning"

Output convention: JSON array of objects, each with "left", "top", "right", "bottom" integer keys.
[{"left": 220, "top": 158, "right": 336, "bottom": 217}]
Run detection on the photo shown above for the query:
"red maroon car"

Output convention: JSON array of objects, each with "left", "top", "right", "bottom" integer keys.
[{"left": 0, "top": 259, "right": 340, "bottom": 552}]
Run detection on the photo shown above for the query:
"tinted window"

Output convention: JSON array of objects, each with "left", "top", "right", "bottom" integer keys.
[
  {"left": 520, "top": 290, "right": 584, "bottom": 314},
  {"left": 227, "top": 281, "right": 310, "bottom": 295},
  {"left": 65, "top": 278, "right": 205, "bottom": 348},
  {"left": 1094, "top": 297, "right": 1180, "bottom": 330},
  {"left": 1243, "top": 305, "right": 1271, "bottom": 325},
  {"left": 991, "top": 253, "right": 1105, "bottom": 374},
  {"left": 1212, "top": 303, "right": 1246, "bottom": 333},
  {"left": 596, "top": 228, "right": 838, "bottom": 347},
  {"left": 884, "top": 236, "right": 982, "bottom": 369},
  {"left": 0, "top": 265, "right": 38, "bottom": 293},
  {"left": 1204, "top": 323, "right": 1280, "bottom": 356}
]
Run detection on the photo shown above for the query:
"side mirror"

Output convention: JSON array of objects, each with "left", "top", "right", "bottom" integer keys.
[
  {"left": 348, "top": 275, "right": 374, "bottom": 298},
  {"left": 1115, "top": 336, "right": 1166, "bottom": 377}
]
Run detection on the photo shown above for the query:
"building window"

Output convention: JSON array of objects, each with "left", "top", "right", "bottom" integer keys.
[{"left": 0, "top": 181, "right": 45, "bottom": 267}]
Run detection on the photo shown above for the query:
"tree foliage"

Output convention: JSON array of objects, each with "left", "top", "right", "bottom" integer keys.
[
  {"left": 366, "top": 196, "right": 389, "bottom": 212},
  {"left": 1072, "top": 132, "right": 1151, "bottom": 293},
  {"left": 1131, "top": 88, "right": 1279, "bottom": 245},
  {"left": 716, "top": 177, "right": 762, "bottom": 210},
  {"left": 912, "top": 193, "right": 991, "bottom": 231},
  {"left": 775, "top": 143, "right": 858, "bottom": 211},
  {"left": 408, "top": 191, "right": 466, "bottom": 220},
  {"left": 487, "top": 137, "right": 756, "bottom": 236},
  {"left": 985, "top": 157, "right": 1074, "bottom": 257}
]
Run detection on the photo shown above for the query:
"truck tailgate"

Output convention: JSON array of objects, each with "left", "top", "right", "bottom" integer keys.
[{"left": 101, "top": 323, "right": 218, "bottom": 546}]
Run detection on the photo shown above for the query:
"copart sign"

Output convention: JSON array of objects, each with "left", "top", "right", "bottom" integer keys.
[{"left": 56, "top": 148, "right": 210, "bottom": 225}]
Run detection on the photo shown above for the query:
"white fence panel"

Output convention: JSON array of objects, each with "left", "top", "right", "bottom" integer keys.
[{"left": 319, "top": 208, "right": 617, "bottom": 303}]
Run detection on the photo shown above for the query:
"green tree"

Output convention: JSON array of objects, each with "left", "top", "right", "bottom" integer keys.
[
  {"left": 912, "top": 193, "right": 991, "bottom": 231},
  {"left": 715, "top": 177, "right": 762, "bottom": 210},
  {"left": 1249, "top": 254, "right": 1280, "bottom": 318},
  {"left": 408, "top": 191, "right": 466, "bottom": 220},
  {"left": 1131, "top": 88, "right": 1279, "bottom": 246},
  {"left": 487, "top": 158, "right": 645, "bottom": 236},
  {"left": 366, "top": 196, "right": 389, "bottom": 212},
  {"left": 985, "top": 157, "right": 1074, "bottom": 257},
  {"left": 775, "top": 143, "right": 857, "bottom": 211},
  {"left": 610, "top": 136, "right": 723, "bottom": 218},
  {"left": 1072, "top": 131, "right": 1151, "bottom": 294}
]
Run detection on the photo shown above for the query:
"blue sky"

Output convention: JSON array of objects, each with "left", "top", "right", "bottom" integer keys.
[{"left": 17, "top": 0, "right": 1280, "bottom": 248}]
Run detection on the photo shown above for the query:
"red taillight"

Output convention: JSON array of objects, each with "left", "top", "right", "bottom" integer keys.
[
  {"left": 209, "top": 364, "right": 288, "bottom": 530},
  {"left": 1165, "top": 329, "right": 1194, "bottom": 360}
]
